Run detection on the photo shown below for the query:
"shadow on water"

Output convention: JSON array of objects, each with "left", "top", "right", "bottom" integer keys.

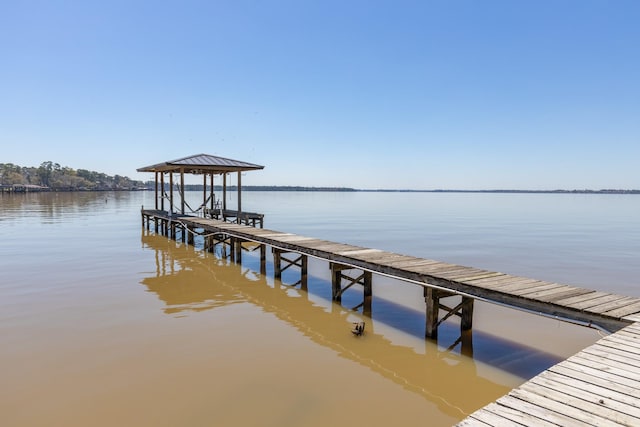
[{"left": 140, "top": 231, "right": 561, "bottom": 417}]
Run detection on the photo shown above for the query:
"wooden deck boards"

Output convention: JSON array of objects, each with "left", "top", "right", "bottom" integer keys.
[{"left": 457, "top": 324, "right": 640, "bottom": 426}]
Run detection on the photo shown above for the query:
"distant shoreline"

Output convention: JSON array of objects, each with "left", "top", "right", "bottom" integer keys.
[
  {"left": 166, "top": 186, "right": 640, "bottom": 194},
  {"left": 2, "top": 184, "right": 638, "bottom": 195}
]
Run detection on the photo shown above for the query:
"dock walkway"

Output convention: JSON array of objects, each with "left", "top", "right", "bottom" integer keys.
[
  {"left": 458, "top": 322, "right": 640, "bottom": 426},
  {"left": 142, "top": 209, "right": 640, "bottom": 332},
  {"left": 142, "top": 209, "right": 640, "bottom": 425}
]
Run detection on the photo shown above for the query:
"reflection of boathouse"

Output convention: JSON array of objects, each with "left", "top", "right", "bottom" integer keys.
[{"left": 137, "top": 153, "right": 264, "bottom": 225}]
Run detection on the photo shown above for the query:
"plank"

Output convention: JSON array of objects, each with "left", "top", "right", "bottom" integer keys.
[
  {"left": 462, "top": 274, "right": 528, "bottom": 286},
  {"left": 454, "top": 272, "right": 507, "bottom": 282},
  {"left": 570, "top": 354, "right": 640, "bottom": 380},
  {"left": 597, "top": 337, "right": 640, "bottom": 357},
  {"left": 509, "top": 283, "right": 570, "bottom": 297},
  {"left": 466, "top": 408, "right": 528, "bottom": 426},
  {"left": 383, "top": 258, "right": 442, "bottom": 269},
  {"left": 380, "top": 257, "right": 440, "bottom": 269},
  {"left": 565, "top": 294, "right": 628, "bottom": 311},
  {"left": 534, "top": 370, "right": 640, "bottom": 414},
  {"left": 274, "top": 235, "right": 321, "bottom": 243},
  {"left": 425, "top": 266, "right": 481, "bottom": 279},
  {"left": 464, "top": 278, "right": 542, "bottom": 293},
  {"left": 602, "top": 332, "right": 640, "bottom": 351},
  {"left": 619, "top": 322, "right": 640, "bottom": 335},
  {"left": 554, "top": 359, "right": 640, "bottom": 391},
  {"left": 583, "top": 344, "right": 640, "bottom": 369},
  {"left": 405, "top": 262, "right": 459, "bottom": 274},
  {"left": 455, "top": 417, "right": 493, "bottom": 427},
  {"left": 496, "top": 392, "right": 588, "bottom": 425},
  {"left": 336, "top": 248, "right": 384, "bottom": 256},
  {"left": 490, "top": 280, "right": 554, "bottom": 294},
  {"left": 482, "top": 402, "right": 554, "bottom": 426},
  {"left": 538, "top": 288, "right": 596, "bottom": 304},
  {"left": 524, "top": 375, "right": 640, "bottom": 424},
  {"left": 603, "top": 300, "right": 640, "bottom": 318},
  {"left": 552, "top": 290, "right": 609, "bottom": 306},
  {"left": 587, "top": 296, "right": 640, "bottom": 315},
  {"left": 549, "top": 364, "right": 640, "bottom": 400}
]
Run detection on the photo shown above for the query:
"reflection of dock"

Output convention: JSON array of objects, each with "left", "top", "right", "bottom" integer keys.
[
  {"left": 141, "top": 210, "right": 640, "bottom": 426},
  {"left": 140, "top": 232, "right": 511, "bottom": 418}
]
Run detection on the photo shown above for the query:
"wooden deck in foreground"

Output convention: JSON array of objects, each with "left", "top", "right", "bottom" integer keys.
[
  {"left": 457, "top": 322, "right": 640, "bottom": 426},
  {"left": 142, "top": 209, "right": 640, "bottom": 425}
]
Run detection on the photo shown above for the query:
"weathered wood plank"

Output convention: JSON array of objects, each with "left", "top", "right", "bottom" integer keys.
[
  {"left": 587, "top": 296, "right": 640, "bottom": 315},
  {"left": 565, "top": 294, "right": 628, "bottom": 311},
  {"left": 511, "top": 385, "right": 630, "bottom": 426},
  {"left": 467, "top": 279, "right": 543, "bottom": 296},
  {"left": 539, "top": 288, "right": 595, "bottom": 304},
  {"left": 509, "top": 283, "right": 568, "bottom": 297},
  {"left": 523, "top": 378, "right": 640, "bottom": 425},
  {"left": 554, "top": 359, "right": 640, "bottom": 391},
  {"left": 454, "top": 272, "right": 507, "bottom": 282},
  {"left": 405, "top": 262, "right": 460, "bottom": 274},
  {"left": 601, "top": 332, "right": 640, "bottom": 351},
  {"left": 583, "top": 344, "right": 640, "bottom": 369},
  {"left": 570, "top": 354, "right": 640, "bottom": 380},
  {"left": 466, "top": 408, "right": 528, "bottom": 426},
  {"left": 382, "top": 258, "right": 442, "bottom": 269},
  {"left": 336, "top": 248, "right": 384, "bottom": 256},
  {"left": 603, "top": 300, "right": 640, "bottom": 318},
  {"left": 496, "top": 392, "right": 588, "bottom": 425},
  {"left": 456, "top": 417, "right": 493, "bottom": 427},
  {"left": 552, "top": 290, "right": 609, "bottom": 306},
  {"left": 481, "top": 402, "right": 552, "bottom": 426},
  {"left": 549, "top": 363, "right": 640, "bottom": 399},
  {"left": 530, "top": 371, "right": 640, "bottom": 419}
]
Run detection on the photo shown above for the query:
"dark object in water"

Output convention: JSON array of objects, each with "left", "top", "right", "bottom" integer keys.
[{"left": 351, "top": 321, "right": 365, "bottom": 336}]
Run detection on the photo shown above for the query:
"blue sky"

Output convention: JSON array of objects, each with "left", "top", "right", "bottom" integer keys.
[{"left": 1, "top": 1, "right": 639, "bottom": 190}]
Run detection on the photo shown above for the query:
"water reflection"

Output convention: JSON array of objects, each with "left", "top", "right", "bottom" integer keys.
[{"left": 140, "top": 231, "right": 513, "bottom": 417}]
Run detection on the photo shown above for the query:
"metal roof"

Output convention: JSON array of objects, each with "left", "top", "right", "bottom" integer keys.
[{"left": 137, "top": 153, "right": 264, "bottom": 174}]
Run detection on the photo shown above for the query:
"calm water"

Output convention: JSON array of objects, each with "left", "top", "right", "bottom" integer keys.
[{"left": 2, "top": 191, "right": 639, "bottom": 426}]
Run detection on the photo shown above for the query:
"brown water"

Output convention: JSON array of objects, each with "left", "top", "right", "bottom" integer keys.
[{"left": 3, "top": 191, "right": 634, "bottom": 426}]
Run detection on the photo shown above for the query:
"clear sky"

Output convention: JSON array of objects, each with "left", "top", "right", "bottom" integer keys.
[{"left": 1, "top": 1, "right": 639, "bottom": 190}]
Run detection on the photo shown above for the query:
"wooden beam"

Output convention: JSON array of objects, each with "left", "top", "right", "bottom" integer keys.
[
  {"left": 237, "top": 171, "right": 242, "bottom": 216},
  {"left": 180, "top": 167, "right": 185, "bottom": 215}
]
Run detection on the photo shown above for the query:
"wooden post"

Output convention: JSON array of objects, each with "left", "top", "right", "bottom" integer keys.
[
  {"left": 210, "top": 173, "right": 215, "bottom": 212},
  {"left": 300, "top": 255, "right": 308, "bottom": 291},
  {"left": 363, "top": 271, "right": 372, "bottom": 317},
  {"left": 260, "top": 244, "right": 266, "bottom": 275},
  {"left": 273, "top": 248, "right": 282, "bottom": 279},
  {"left": 169, "top": 173, "right": 174, "bottom": 214},
  {"left": 223, "top": 173, "right": 227, "bottom": 211},
  {"left": 461, "top": 297, "right": 474, "bottom": 331},
  {"left": 234, "top": 238, "right": 242, "bottom": 264},
  {"left": 331, "top": 264, "right": 342, "bottom": 302},
  {"left": 180, "top": 168, "right": 185, "bottom": 215},
  {"left": 160, "top": 173, "right": 165, "bottom": 211},
  {"left": 154, "top": 172, "right": 158, "bottom": 210},
  {"left": 203, "top": 173, "right": 207, "bottom": 214},
  {"left": 425, "top": 287, "right": 440, "bottom": 339},
  {"left": 237, "top": 171, "right": 242, "bottom": 217}
]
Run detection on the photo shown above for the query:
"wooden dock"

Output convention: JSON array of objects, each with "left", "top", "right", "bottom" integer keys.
[
  {"left": 457, "top": 322, "right": 640, "bottom": 426},
  {"left": 141, "top": 209, "right": 640, "bottom": 425}
]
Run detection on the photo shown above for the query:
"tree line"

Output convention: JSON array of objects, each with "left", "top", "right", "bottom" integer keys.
[{"left": 0, "top": 161, "right": 145, "bottom": 191}]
